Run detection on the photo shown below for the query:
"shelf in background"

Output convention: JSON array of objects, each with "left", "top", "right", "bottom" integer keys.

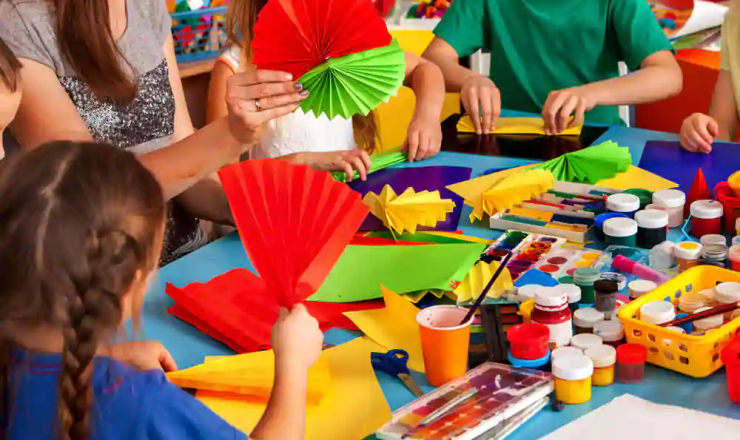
[{"left": 178, "top": 58, "right": 217, "bottom": 78}]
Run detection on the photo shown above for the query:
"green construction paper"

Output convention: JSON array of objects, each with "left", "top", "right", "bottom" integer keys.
[
  {"left": 307, "top": 243, "right": 485, "bottom": 303},
  {"left": 532, "top": 141, "right": 632, "bottom": 184},
  {"left": 365, "top": 231, "right": 472, "bottom": 244},
  {"left": 299, "top": 39, "right": 406, "bottom": 120},
  {"left": 331, "top": 147, "right": 408, "bottom": 182}
]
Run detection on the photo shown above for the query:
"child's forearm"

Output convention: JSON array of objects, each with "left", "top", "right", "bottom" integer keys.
[
  {"left": 576, "top": 58, "right": 682, "bottom": 108},
  {"left": 708, "top": 70, "right": 738, "bottom": 141},
  {"left": 422, "top": 39, "right": 478, "bottom": 93},
  {"left": 406, "top": 61, "right": 446, "bottom": 120},
  {"left": 251, "top": 365, "right": 308, "bottom": 440}
]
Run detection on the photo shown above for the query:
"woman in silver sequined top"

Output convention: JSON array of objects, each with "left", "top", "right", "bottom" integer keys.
[{"left": 0, "top": 0, "right": 307, "bottom": 265}]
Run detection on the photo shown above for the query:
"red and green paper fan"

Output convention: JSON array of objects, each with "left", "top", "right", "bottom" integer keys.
[{"left": 251, "top": 0, "right": 405, "bottom": 120}]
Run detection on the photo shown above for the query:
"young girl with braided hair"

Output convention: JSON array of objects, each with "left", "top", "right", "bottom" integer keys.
[{"left": 0, "top": 141, "right": 323, "bottom": 440}]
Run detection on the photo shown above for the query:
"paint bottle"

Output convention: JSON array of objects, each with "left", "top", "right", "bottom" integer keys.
[
  {"left": 606, "top": 193, "right": 641, "bottom": 218},
  {"left": 573, "top": 307, "right": 605, "bottom": 334},
  {"left": 531, "top": 287, "right": 573, "bottom": 349},
  {"left": 714, "top": 282, "right": 740, "bottom": 320},
  {"left": 634, "top": 210, "right": 669, "bottom": 249},
  {"left": 593, "top": 279, "right": 619, "bottom": 316},
  {"left": 639, "top": 301, "right": 676, "bottom": 325},
  {"left": 691, "top": 307, "right": 724, "bottom": 335},
  {"left": 627, "top": 279, "right": 658, "bottom": 300},
  {"left": 573, "top": 268, "right": 600, "bottom": 304},
  {"left": 571, "top": 333, "right": 603, "bottom": 352},
  {"left": 616, "top": 343, "right": 647, "bottom": 384},
  {"left": 690, "top": 200, "right": 724, "bottom": 238},
  {"left": 701, "top": 234, "right": 727, "bottom": 247},
  {"left": 507, "top": 323, "right": 550, "bottom": 360},
  {"left": 585, "top": 345, "right": 617, "bottom": 387},
  {"left": 700, "top": 244, "right": 728, "bottom": 268},
  {"left": 551, "top": 346, "right": 583, "bottom": 361},
  {"left": 593, "top": 320, "right": 625, "bottom": 348},
  {"left": 552, "top": 354, "right": 594, "bottom": 405},
  {"left": 594, "top": 212, "right": 629, "bottom": 242},
  {"left": 516, "top": 284, "right": 540, "bottom": 302},
  {"left": 651, "top": 189, "right": 686, "bottom": 228},
  {"left": 602, "top": 217, "right": 638, "bottom": 247},
  {"left": 675, "top": 241, "right": 703, "bottom": 272},
  {"left": 678, "top": 292, "right": 708, "bottom": 314},
  {"left": 731, "top": 245, "right": 740, "bottom": 272},
  {"left": 554, "top": 284, "right": 581, "bottom": 313}
]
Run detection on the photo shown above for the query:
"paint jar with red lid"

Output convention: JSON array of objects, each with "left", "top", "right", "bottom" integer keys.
[
  {"left": 507, "top": 323, "right": 550, "bottom": 360},
  {"left": 690, "top": 200, "right": 724, "bottom": 238},
  {"left": 531, "top": 286, "right": 573, "bottom": 349},
  {"left": 616, "top": 343, "right": 648, "bottom": 384}
]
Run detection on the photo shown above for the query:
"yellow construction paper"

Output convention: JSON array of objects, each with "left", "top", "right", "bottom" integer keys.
[
  {"left": 457, "top": 116, "right": 582, "bottom": 136},
  {"left": 344, "top": 285, "right": 425, "bottom": 372},
  {"left": 363, "top": 185, "right": 456, "bottom": 234},
  {"left": 197, "top": 337, "right": 392, "bottom": 440},
  {"left": 454, "top": 261, "right": 514, "bottom": 302},
  {"left": 595, "top": 165, "right": 678, "bottom": 192},
  {"left": 167, "top": 349, "right": 331, "bottom": 405},
  {"left": 424, "top": 231, "right": 494, "bottom": 244}
]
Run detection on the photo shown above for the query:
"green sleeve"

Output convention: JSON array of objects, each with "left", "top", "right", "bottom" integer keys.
[
  {"left": 608, "top": 0, "right": 675, "bottom": 71},
  {"left": 432, "top": 0, "right": 485, "bottom": 57}
]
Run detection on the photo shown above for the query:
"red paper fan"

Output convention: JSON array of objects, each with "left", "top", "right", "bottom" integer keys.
[
  {"left": 166, "top": 268, "right": 384, "bottom": 352},
  {"left": 251, "top": 0, "right": 392, "bottom": 80},
  {"left": 218, "top": 160, "right": 369, "bottom": 307}
]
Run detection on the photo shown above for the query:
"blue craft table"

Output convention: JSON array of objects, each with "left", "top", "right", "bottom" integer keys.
[{"left": 143, "top": 122, "right": 738, "bottom": 439}]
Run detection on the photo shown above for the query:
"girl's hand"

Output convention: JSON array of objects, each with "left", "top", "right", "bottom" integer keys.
[
  {"left": 405, "top": 114, "right": 442, "bottom": 161},
  {"left": 460, "top": 74, "right": 501, "bottom": 135},
  {"left": 300, "top": 149, "right": 372, "bottom": 182},
  {"left": 225, "top": 70, "right": 309, "bottom": 147},
  {"left": 272, "top": 304, "right": 324, "bottom": 372},
  {"left": 105, "top": 341, "right": 178, "bottom": 372},
  {"left": 542, "top": 87, "right": 595, "bottom": 135},
  {"left": 680, "top": 113, "right": 718, "bottom": 154}
]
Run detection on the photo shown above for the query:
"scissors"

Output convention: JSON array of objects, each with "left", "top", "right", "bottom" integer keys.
[{"left": 371, "top": 349, "right": 424, "bottom": 397}]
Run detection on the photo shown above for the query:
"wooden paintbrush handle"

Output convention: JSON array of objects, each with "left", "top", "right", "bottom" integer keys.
[{"left": 659, "top": 302, "right": 740, "bottom": 327}]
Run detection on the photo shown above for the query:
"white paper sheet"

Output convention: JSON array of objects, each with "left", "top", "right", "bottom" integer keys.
[
  {"left": 540, "top": 394, "right": 740, "bottom": 440},
  {"left": 673, "top": 0, "right": 728, "bottom": 39}
]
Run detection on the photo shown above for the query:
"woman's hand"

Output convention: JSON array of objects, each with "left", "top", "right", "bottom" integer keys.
[
  {"left": 297, "top": 149, "right": 372, "bottom": 182},
  {"left": 105, "top": 341, "right": 178, "bottom": 372},
  {"left": 225, "top": 70, "right": 309, "bottom": 146},
  {"left": 542, "top": 87, "right": 595, "bottom": 135},
  {"left": 680, "top": 113, "right": 718, "bottom": 154},
  {"left": 405, "top": 113, "right": 442, "bottom": 161},
  {"left": 460, "top": 74, "right": 501, "bottom": 135}
]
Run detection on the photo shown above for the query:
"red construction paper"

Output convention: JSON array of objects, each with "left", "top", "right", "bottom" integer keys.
[
  {"left": 166, "top": 268, "right": 384, "bottom": 352},
  {"left": 687, "top": 168, "right": 711, "bottom": 217},
  {"left": 349, "top": 235, "right": 430, "bottom": 246},
  {"left": 251, "top": 0, "right": 392, "bottom": 79},
  {"left": 218, "top": 160, "right": 369, "bottom": 307}
]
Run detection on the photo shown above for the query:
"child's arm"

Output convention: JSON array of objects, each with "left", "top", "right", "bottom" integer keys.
[
  {"left": 680, "top": 71, "right": 738, "bottom": 153},
  {"left": 542, "top": 50, "right": 682, "bottom": 134},
  {"left": 403, "top": 52, "right": 445, "bottom": 161},
  {"left": 251, "top": 304, "right": 324, "bottom": 440}
]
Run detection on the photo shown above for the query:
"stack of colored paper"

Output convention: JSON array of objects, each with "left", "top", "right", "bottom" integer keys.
[{"left": 531, "top": 141, "right": 632, "bottom": 184}]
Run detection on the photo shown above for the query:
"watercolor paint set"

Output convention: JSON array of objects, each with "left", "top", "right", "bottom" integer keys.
[
  {"left": 489, "top": 182, "right": 619, "bottom": 243},
  {"left": 375, "top": 362, "right": 553, "bottom": 440},
  {"left": 479, "top": 230, "right": 566, "bottom": 282},
  {"left": 533, "top": 248, "right": 603, "bottom": 279}
]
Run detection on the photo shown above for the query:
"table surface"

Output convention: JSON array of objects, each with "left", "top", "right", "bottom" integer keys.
[{"left": 143, "top": 121, "right": 739, "bottom": 439}]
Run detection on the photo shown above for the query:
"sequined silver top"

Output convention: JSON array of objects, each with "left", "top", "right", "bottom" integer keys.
[{"left": 1, "top": 0, "right": 204, "bottom": 265}]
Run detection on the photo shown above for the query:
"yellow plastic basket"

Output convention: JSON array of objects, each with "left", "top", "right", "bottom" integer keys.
[{"left": 618, "top": 266, "right": 740, "bottom": 378}]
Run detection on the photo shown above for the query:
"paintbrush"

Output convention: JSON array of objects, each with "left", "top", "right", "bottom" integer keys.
[
  {"left": 459, "top": 251, "right": 515, "bottom": 326},
  {"left": 659, "top": 302, "right": 740, "bottom": 327}
]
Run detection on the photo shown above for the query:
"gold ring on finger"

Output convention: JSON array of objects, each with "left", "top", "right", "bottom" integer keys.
[{"left": 255, "top": 99, "right": 262, "bottom": 112}]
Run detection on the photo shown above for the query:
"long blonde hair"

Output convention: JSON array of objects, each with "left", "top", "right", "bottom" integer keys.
[{"left": 226, "top": 0, "right": 379, "bottom": 153}]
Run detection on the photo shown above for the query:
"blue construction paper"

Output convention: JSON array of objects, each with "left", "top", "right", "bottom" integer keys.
[
  {"left": 348, "top": 166, "right": 472, "bottom": 232},
  {"left": 639, "top": 140, "right": 740, "bottom": 192}
]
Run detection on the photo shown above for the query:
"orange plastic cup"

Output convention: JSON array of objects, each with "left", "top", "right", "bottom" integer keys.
[{"left": 416, "top": 305, "right": 473, "bottom": 386}]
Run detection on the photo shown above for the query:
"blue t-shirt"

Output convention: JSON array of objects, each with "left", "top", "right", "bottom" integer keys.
[{"left": 6, "top": 350, "right": 249, "bottom": 440}]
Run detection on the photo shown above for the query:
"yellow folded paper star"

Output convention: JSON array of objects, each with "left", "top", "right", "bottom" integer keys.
[
  {"left": 363, "top": 185, "right": 456, "bottom": 234},
  {"left": 454, "top": 260, "right": 514, "bottom": 302}
]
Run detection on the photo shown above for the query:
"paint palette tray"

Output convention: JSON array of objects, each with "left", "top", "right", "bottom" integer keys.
[
  {"left": 375, "top": 362, "right": 553, "bottom": 440},
  {"left": 479, "top": 230, "right": 565, "bottom": 279},
  {"left": 533, "top": 247, "right": 603, "bottom": 279}
]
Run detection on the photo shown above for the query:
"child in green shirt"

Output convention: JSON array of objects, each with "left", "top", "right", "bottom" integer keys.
[{"left": 423, "top": 0, "right": 682, "bottom": 134}]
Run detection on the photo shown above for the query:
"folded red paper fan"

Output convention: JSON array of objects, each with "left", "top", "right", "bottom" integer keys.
[
  {"left": 218, "top": 159, "right": 369, "bottom": 307},
  {"left": 251, "top": 0, "right": 392, "bottom": 80}
]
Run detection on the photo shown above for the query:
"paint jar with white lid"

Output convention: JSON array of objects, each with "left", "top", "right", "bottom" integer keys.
[
  {"left": 628, "top": 279, "right": 658, "bottom": 300},
  {"left": 573, "top": 308, "right": 605, "bottom": 334},
  {"left": 651, "top": 189, "right": 686, "bottom": 228},
  {"left": 692, "top": 307, "right": 724, "bottom": 335},
  {"left": 691, "top": 200, "right": 724, "bottom": 239},
  {"left": 635, "top": 210, "right": 669, "bottom": 249},
  {"left": 603, "top": 217, "right": 638, "bottom": 248},
  {"left": 571, "top": 333, "right": 604, "bottom": 352},
  {"left": 607, "top": 193, "right": 641, "bottom": 218},
  {"left": 593, "top": 320, "right": 625, "bottom": 347},
  {"left": 552, "top": 355, "right": 594, "bottom": 405},
  {"left": 715, "top": 282, "right": 740, "bottom": 320},
  {"left": 640, "top": 301, "right": 676, "bottom": 325}
]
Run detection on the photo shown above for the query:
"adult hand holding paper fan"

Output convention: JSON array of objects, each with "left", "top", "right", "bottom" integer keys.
[
  {"left": 362, "top": 185, "right": 456, "bottom": 234},
  {"left": 252, "top": 0, "right": 405, "bottom": 119},
  {"left": 218, "top": 160, "right": 370, "bottom": 306},
  {"left": 531, "top": 141, "right": 632, "bottom": 184}
]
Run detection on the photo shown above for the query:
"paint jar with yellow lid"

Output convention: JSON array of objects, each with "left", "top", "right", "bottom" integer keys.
[
  {"left": 552, "top": 354, "right": 594, "bottom": 404},
  {"left": 675, "top": 241, "right": 702, "bottom": 273},
  {"left": 585, "top": 345, "right": 617, "bottom": 387}
]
